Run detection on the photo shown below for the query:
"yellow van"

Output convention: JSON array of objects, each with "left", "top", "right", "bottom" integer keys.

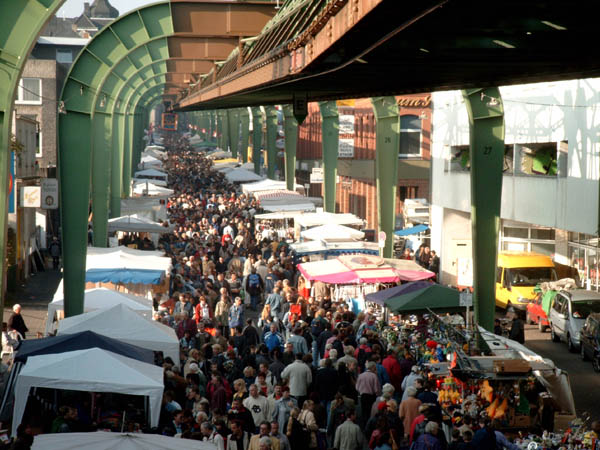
[{"left": 496, "top": 252, "right": 557, "bottom": 310}]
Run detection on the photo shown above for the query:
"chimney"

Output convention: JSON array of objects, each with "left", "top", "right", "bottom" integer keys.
[{"left": 83, "top": 2, "right": 91, "bottom": 16}]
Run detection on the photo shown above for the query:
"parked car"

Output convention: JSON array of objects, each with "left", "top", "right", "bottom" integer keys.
[
  {"left": 526, "top": 293, "right": 549, "bottom": 332},
  {"left": 580, "top": 313, "right": 600, "bottom": 371},
  {"left": 549, "top": 289, "right": 600, "bottom": 352},
  {"left": 495, "top": 252, "right": 557, "bottom": 311}
]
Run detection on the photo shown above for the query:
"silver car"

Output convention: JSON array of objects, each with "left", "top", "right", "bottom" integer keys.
[{"left": 550, "top": 290, "right": 600, "bottom": 352}]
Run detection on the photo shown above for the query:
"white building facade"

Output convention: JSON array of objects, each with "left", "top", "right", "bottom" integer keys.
[{"left": 431, "top": 79, "right": 600, "bottom": 289}]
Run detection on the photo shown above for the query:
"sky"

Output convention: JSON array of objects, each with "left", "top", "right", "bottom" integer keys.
[{"left": 57, "top": 0, "right": 156, "bottom": 18}]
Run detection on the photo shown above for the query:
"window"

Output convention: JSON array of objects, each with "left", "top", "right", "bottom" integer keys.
[
  {"left": 16, "top": 78, "right": 42, "bottom": 105},
  {"left": 56, "top": 49, "right": 73, "bottom": 64},
  {"left": 21, "top": 114, "right": 42, "bottom": 157},
  {"left": 399, "top": 115, "right": 421, "bottom": 157},
  {"left": 496, "top": 267, "right": 503, "bottom": 283}
]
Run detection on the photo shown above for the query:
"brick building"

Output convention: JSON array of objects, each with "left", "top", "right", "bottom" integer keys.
[{"left": 296, "top": 95, "right": 432, "bottom": 229}]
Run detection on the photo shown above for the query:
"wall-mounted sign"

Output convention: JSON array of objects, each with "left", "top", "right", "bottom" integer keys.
[
  {"left": 397, "top": 95, "right": 431, "bottom": 108},
  {"left": 339, "top": 115, "right": 355, "bottom": 135},
  {"left": 338, "top": 138, "right": 355, "bottom": 158},
  {"left": 310, "top": 167, "right": 323, "bottom": 183},
  {"left": 41, "top": 178, "right": 59, "bottom": 210},
  {"left": 20, "top": 186, "right": 41, "bottom": 208}
]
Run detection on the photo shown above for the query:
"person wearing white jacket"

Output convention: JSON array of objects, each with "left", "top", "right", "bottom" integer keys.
[{"left": 244, "top": 384, "right": 272, "bottom": 430}]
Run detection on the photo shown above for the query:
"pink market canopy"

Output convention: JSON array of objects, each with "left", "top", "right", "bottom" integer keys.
[
  {"left": 297, "top": 255, "right": 399, "bottom": 284},
  {"left": 383, "top": 258, "right": 436, "bottom": 281}
]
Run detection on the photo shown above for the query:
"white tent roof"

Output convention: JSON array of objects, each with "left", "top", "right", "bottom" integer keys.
[
  {"left": 301, "top": 223, "right": 365, "bottom": 240},
  {"left": 132, "top": 181, "right": 174, "bottom": 197},
  {"left": 294, "top": 212, "right": 365, "bottom": 228},
  {"left": 145, "top": 145, "right": 165, "bottom": 151},
  {"left": 241, "top": 178, "right": 302, "bottom": 194},
  {"left": 133, "top": 177, "right": 167, "bottom": 187},
  {"left": 121, "top": 198, "right": 167, "bottom": 221},
  {"left": 260, "top": 199, "right": 316, "bottom": 212},
  {"left": 12, "top": 348, "right": 164, "bottom": 436},
  {"left": 32, "top": 431, "right": 216, "bottom": 450},
  {"left": 134, "top": 168, "right": 168, "bottom": 180},
  {"left": 207, "top": 149, "right": 231, "bottom": 159},
  {"left": 87, "top": 246, "right": 172, "bottom": 273},
  {"left": 138, "top": 155, "right": 163, "bottom": 169},
  {"left": 46, "top": 288, "right": 152, "bottom": 335},
  {"left": 57, "top": 303, "right": 179, "bottom": 366},
  {"left": 225, "top": 168, "right": 264, "bottom": 183},
  {"left": 108, "top": 214, "right": 171, "bottom": 234}
]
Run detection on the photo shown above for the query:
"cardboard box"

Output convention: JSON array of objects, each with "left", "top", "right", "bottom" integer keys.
[
  {"left": 493, "top": 359, "right": 531, "bottom": 374},
  {"left": 554, "top": 412, "right": 577, "bottom": 432}
]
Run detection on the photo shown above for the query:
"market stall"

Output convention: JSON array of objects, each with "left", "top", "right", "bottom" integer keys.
[
  {"left": 11, "top": 348, "right": 164, "bottom": 437},
  {"left": 121, "top": 197, "right": 167, "bottom": 222},
  {"left": 137, "top": 154, "right": 163, "bottom": 170},
  {"left": 31, "top": 431, "right": 216, "bottom": 450},
  {"left": 132, "top": 181, "right": 174, "bottom": 197},
  {"left": 290, "top": 239, "right": 380, "bottom": 262},
  {"left": 133, "top": 168, "right": 168, "bottom": 182},
  {"left": 45, "top": 288, "right": 153, "bottom": 335},
  {"left": 57, "top": 303, "right": 179, "bottom": 364},
  {"left": 108, "top": 214, "right": 172, "bottom": 248},
  {"left": 294, "top": 212, "right": 364, "bottom": 239},
  {"left": 241, "top": 178, "right": 304, "bottom": 195},
  {"left": 300, "top": 223, "right": 365, "bottom": 241}
]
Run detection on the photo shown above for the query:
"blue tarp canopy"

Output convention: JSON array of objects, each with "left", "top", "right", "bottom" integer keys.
[
  {"left": 14, "top": 330, "right": 155, "bottom": 364},
  {"left": 394, "top": 224, "right": 429, "bottom": 236},
  {"left": 365, "top": 281, "right": 433, "bottom": 306},
  {"left": 86, "top": 268, "right": 164, "bottom": 284}
]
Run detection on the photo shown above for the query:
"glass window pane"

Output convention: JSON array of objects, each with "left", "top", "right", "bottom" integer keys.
[
  {"left": 400, "top": 131, "right": 420, "bottom": 155},
  {"left": 531, "top": 242, "right": 554, "bottom": 256},
  {"left": 56, "top": 49, "right": 72, "bottom": 64},
  {"left": 531, "top": 228, "right": 555, "bottom": 240},
  {"left": 21, "top": 78, "right": 40, "bottom": 102},
  {"left": 503, "top": 241, "right": 526, "bottom": 252},
  {"left": 503, "top": 227, "right": 528, "bottom": 239},
  {"left": 400, "top": 115, "right": 421, "bottom": 130}
]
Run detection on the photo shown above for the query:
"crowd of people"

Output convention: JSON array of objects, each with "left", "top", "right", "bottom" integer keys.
[{"left": 8, "top": 133, "right": 530, "bottom": 449}]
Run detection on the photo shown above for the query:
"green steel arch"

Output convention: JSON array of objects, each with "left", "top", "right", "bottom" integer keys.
[
  {"left": 0, "top": 1, "right": 66, "bottom": 306},
  {"left": 59, "top": 2, "right": 175, "bottom": 317}
]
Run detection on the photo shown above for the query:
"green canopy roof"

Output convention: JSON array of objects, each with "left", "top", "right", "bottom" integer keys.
[{"left": 385, "top": 284, "right": 462, "bottom": 314}]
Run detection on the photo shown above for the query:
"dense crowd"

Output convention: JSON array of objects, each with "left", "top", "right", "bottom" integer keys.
[{"left": 17, "top": 133, "right": 533, "bottom": 450}]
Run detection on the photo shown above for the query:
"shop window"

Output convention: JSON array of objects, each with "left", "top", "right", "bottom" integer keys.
[
  {"left": 531, "top": 242, "right": 555, "bottom": 256},
  {"left": 531, "top": 228, "right": 555, "bottom": 240},
  {"left": 450, "top": 145, "right": 470, "bottom": 171},
  {"left": 503, "top": 227, "right": 528, "bottom": 239},
  {"left": 16, "top": 78, "right": 42, "bottom": 105},
  {"left": 399, "top": 115, "right": 421, "bottom": 157},
  {"left": 516, "top": 142, "right": 567, "bottom": 177}
]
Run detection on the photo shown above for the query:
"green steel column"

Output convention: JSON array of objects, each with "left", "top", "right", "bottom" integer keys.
[
  {"left": 227, "top": 109, "right": 240, "bottom": 158},
  {"left": 462, "top": 88, "right": 505, "bottom": 332},
  {"left": 239, "top": 108, "right": 250, "bottom": 163},
  {"left": 123, "top": 112, "right": 135, "bottom": 197},
  {"left": 110, "top": 113, "right": 125, "bottom": 217},
  {"left": 59, "top": 112, "right": 92, "bottom": 317},
  {"left": 221, "top": 110, "right": 230, "bottom": 152},
  {"left": 265, "top": 106, "right": 279, "bottom": 180},
  {"left": 371, "top": 97, "right": 400, "bottom": 258},
  {"left": 319, "top": 101, "right": 339, "bottom": 213},
  {"left": 251, "top": 107, "right": 263, "bottom": 174},
  {"left": 91, "top": 113, "right": 112, "bottom": 246},
  {"left": 282, "top": 105, "right": 299, "bottom": 191},
  {"left": 209, "top": 111, "right": 216, "bottom": 142},
  {"left": 132, "top": 113, "right": 143, "bottom": 170}
]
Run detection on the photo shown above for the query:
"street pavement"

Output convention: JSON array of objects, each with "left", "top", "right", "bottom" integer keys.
[
  {"left": 524, "top": 323, "right": 600, "bottom": 419},
  {"left": 2, "top": 268, "right": 62, "bottom": 338}
]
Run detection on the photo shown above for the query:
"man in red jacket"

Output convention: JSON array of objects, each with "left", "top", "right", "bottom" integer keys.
[{"left": 382, "top": 349, "right": 403, "bottom": 394}]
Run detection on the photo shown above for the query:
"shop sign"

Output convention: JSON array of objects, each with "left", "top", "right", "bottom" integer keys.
[
  {"left": 459, "top": 291, "right": 473, "bottom": 307},
  {"left": 310, "top": 167, "right": 323, "bottom": 183},
  {"left": 41, "top": 178, "right": 59, "bottom": 210},
  {"left": 339, "top": 115, "right": 355, "bottom": 135},
  {"left": 338, "top": 138, "right": 354, "bottom": 158},
  {"left": 20, "top": 186, "right": 41, "bottom": 208},
  {"left": 397, "top": 95, "right": 431, "bottom": 108}
]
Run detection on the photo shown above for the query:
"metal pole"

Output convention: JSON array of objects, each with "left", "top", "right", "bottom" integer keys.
[
  {"left": 319, "top": 101, "right": 339, "bottom": 213},
  {"left": 282, "top": 105, "right": 300, "bottom": 192},
  {"left": 265, "top": 106, "right": 278, "bottom": 180}
]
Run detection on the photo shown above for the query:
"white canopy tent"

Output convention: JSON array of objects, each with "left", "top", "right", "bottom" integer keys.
[
  {"left": 144, "top": 145, "right": 165, "bottom": 151},
  {"left": 301, "top": 223, "right": 365, "bottom": 240},
  {"left": 138, "top": 155, "right": 163, "bottom": 169},
  {"left": 132, "top": 181, "right": 174, "bottom": 197},
  {"left": 207, "top": 149, "right": 231, "bottom": 159},
  {"left": 260, "top": 199, "right": 316, "bottom": 212},
  {"left": 108, "top": 215, "right": 171, "bottom": 234},
  {"left": 12, "top": 348, "right": 164, "bottom": 437},
  {"left": 87, "top": 246, "right": 172, "bottom": 273},
  {"left": 45, "top": 287, "right": 152, "bottom": 335},
  {"left": 294, "top": 212, "right": 365, "bottom": 228},
  {"left": 241, "top": 178, "right": 303, "bottom": 194},
  {"left": 133, "top": 168, "right": 168, "bottom": 181},
  {"left": 57, "top": 304, "right": 179, "bottom": 364},
  {"left": 121, "top": 197, "right": 167, "bottom": 221},
  {"left": 32, "top": 431, "right": 216, "bottom": 450},
  {"left": 132, "top": 177, "right": 168, "bottom": 187},
  {"left": 225, "top": 168, "right": 264, "bottom": 183}
]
